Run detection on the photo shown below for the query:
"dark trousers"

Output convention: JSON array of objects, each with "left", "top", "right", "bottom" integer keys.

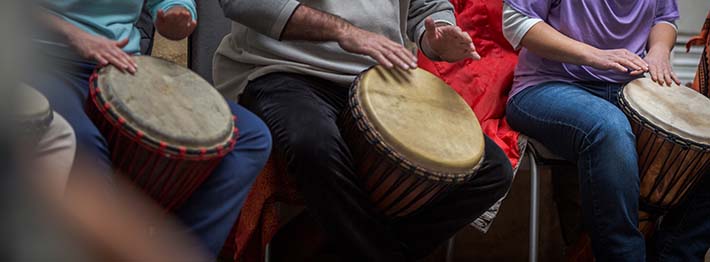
[{"left": 241, "top": 73, "right": 513, "bottom": 261}]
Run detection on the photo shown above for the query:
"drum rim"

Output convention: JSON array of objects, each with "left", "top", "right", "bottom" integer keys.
[
  {"left": 619, "top": 85, "right": 710, "bottom": 152},
  {"left": 88, "top": 65, "right": 238, "bottom": 160},
  {"left": 348, "top": 67, "right": 484, "bottom": 183}
]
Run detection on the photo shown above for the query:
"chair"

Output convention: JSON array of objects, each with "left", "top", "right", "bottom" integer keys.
[{"left": 522, "top": 136, "right": 571, "bottom": 262}]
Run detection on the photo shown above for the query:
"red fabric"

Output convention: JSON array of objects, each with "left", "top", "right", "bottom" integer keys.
[
  {"left": 219, "top": 1, "right": 522, "bottom": 260},
  {"left": 418, "top": 0, "right": 521, "bottom": 168}
]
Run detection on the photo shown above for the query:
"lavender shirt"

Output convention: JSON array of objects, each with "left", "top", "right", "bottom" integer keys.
[{"left": 506, "top": 0, "right": 679, "bottom": 99}]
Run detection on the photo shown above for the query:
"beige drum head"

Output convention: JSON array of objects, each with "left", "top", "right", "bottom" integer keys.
[
  {"left": 357, "top": 66, "right": 484, "bottom": 174},
  {"left": 623, "top": 78, "right": 710, "bottom": 146},
  {"left": 97, "top": 56, "right": 233, "bottom": 148}
]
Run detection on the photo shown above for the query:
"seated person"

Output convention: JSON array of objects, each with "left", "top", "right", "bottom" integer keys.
[
  {"left": 30, "top": 0, "right": 272, "bottom": 257},
  {"left": 214, "top": 0, "right": 513, "bottom": 261},
  {"left": 503, "top": 0, "right": 708, "bottom": 260}
]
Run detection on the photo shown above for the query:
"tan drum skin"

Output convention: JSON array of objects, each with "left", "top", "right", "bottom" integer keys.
[{"left": 341, "top": 66, "right": 485, "bottom": 217}]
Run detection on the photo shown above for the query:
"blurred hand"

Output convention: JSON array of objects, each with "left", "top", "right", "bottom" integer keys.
[
  {"left": 155, "top": 7, "right": 197, "bottom": 41},
  {"left": 67, "top": 30, "right": 137, "bottom": 73},
  {"left": 423, "top": 17, "right": 480, "bottom": 62},
  {"left": 644, "top": 47, "right": 680, "bottom": 86},
  {"left": 337, "top": 26, "right": 417, "bottom": 70},
  {"left": 586, "top": 48, "right": 649, "bottom": 76}
]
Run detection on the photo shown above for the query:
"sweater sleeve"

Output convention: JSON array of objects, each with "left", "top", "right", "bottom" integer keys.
[
  {"left": 218, "top": 0, "right": 301, "bottom": 40},
  {"left": 407, "top": 0, "right": 456, "bottom": 60},
  {"left": 147, "top": 0, "right": 197, "bottom": 21}
]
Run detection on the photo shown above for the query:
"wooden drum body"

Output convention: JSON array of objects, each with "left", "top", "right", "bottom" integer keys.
[
  {"left": 340, "top": 66, "right": 485, "bottom": 217},
  {"left": 86, "top": 56, "right": 238, "bottom": 211},
  {"left": 619, "top": 78, "right": 710, "bottom": 232}
]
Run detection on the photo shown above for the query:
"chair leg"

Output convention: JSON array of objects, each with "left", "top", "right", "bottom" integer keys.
[
  {"left": 529, "top": 151, "right": 540, "bottom": 262},
  {"left": 445, "top": 236, "right": 455, "bottom": 262}
]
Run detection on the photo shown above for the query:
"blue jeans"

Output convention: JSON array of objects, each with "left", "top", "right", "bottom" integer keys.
[
  {"left": 506, "top": 81, "right": 645, "bottom": 261},
  {"left": 651, "top": 171, "right": 710, "bottom": 262},
  {"left": 29, "top": 56, "right": 271, "bottom": 256}
]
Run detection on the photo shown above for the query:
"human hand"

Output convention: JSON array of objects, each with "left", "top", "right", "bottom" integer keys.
[
  {"left": 155, "top": 6, "right": 197, "bottom": 40},
  {"left": 337, "top": 26, "right": 417, "bottom": 70},
  {"left": 422, "top": 17, "right": 480, "bottom": 62},
  {"left": 644, "top": 47, "right": 680, "bottom": 86},
  {"left": 67, "top": 31, "right": 137, "bottom": 73},
  {"left": 586, "top": 48, "right": 649, "bottom": 76}
]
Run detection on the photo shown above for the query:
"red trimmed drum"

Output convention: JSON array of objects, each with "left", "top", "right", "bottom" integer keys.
[
  {"left": 340, "top": 66, "right": 485, "bottom": 217},
  {"left": 86, "top": 56, "right": 238, "bottom": 211}
]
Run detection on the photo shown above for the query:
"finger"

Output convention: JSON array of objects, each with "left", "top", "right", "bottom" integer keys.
[
  {"left": 629, "top": 69, "right": 645, "bottom": 76},
  {"left": 389, "top": 45, "right": 417, "bottom": 68},
  {"left": 115, "top": 38, "right": 130, "bottom": 48},
  {"left": 470, "top": 51, "right": 481, "bottom": 60},
  {"left": 609, "top": 62, "right": 629, "bottom": 73},
  {"left": 649, "top": 65, "right": 659, "bottom": 83},
  {"left": 671, "top": 71, "right": 681, "bottom": 85},
  {"left": 93, "top": 54, "right": 109, "bottom": 67},
  {"left": 663, "top": 69, "right": 673, "bottom": 87},
  {"left": 616, "top": 58, "right": 647, "bottom": 74},
  {"left": 626, "top": 52, "right": 649, "bottom": 71},
  {"left": 157, "top": 9, "right": 165, "bottom": 21},
  {"left": 105, "top": 54, "right": 127, "bottom": 73},
  {"left": 113, "top": 50, "right": 136, "bottom": 73},
  {"left": 370, "top": 51, "right": 393, "bottom": 68},
  {"left": 381, "top": 48, "right": 409, "bottom": 70}
]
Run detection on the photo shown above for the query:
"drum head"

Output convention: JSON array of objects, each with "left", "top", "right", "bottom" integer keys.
[
  {"left": 622, "top": 78, "right": 710, "bottom": 146},
  {"left": 357, "top": 66, "right": 484, "bottom": 174},
  {"left": 97, "top": 56, "right": 233, "bottom": 148}
]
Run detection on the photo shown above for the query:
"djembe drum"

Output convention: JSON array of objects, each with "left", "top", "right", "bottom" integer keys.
[
  {"left": 340, "top": 66, "right": 485, "bottom": 217},
  {"left": 619, "top": 78, "right": 710, "bottom": 235},
  {"left": 86, "top": 56, "right": 238, "bottom": 211}
]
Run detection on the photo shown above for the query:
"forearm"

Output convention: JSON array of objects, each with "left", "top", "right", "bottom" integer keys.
[
  {"left": 37, "top": 9, "right": 85, "bottom": 42},
  {"left": 520, "top": 22, "right": 597, "bottom": 66},
  {"left": 281, "top": 4, "right": 350, "bottom": 42},
  {"left": 647, "top": 23, "right": 676, "bottom": 53}
]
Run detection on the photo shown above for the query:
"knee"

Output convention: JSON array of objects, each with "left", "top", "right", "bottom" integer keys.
[
  {"left": 584, "top": 109, "right": 635, "bottom": 153},
  {"left": 286, "top": 124, "right": 341, "bottom": 164},
  {"left": 483, "top": 141, "right": 514, "bottom": 196}
]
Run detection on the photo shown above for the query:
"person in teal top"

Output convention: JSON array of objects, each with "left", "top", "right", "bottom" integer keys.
[
  {"left": 40, "top": 0, "right": 197, "bottom": 71},
  {"left": 30, "top": 0, "right": 272, "bottom": 257}
]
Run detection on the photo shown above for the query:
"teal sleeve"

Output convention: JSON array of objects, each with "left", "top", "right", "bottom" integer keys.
[{"left": 147, "top": 0, "right": 197, "bottom": 21}]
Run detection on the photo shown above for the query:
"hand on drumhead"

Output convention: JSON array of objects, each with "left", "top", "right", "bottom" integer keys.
[
  {"left": 587, "top": 48, "right": 649, "bottom": 76},
  {"left": 67, "top": 30, "right": 137, "bottom": 74},
  {"left": 423, "top": 17, "right": 480, "bottom": 62},
  {"left": 155, "top": 7, "right": 197, "bottom": 41},
  {"left": 644, "top": 48, "right": 681, "bottom": 87},
  {"left": 337, "top": 26, "right": 418, "bottom": 70}
]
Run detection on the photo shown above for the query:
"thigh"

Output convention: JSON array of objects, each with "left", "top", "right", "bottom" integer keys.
[
  {"left": 240, "top": 73, "right": 348, "bottom": 161},
  {"left": 506, "top": 81, "right": 632, "bottom": 161}
]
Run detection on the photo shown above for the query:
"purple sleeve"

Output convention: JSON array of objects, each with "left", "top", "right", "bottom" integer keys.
[
  {"left": 504, "top": 0, "right": 553, "bottom": 20},
  {"left": 654, "top": 0, "right": 679, "bottom": 25}
]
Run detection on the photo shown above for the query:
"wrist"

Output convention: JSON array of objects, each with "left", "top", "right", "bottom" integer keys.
[
  {"left": 332, "top": 20, "right": 353, "bottom": 43},
  {"left": 648, "top": 45, "right": 671, "bottom": 56},
  {"left": 579, "top": 45, "right": 601, "bottom": 66}
]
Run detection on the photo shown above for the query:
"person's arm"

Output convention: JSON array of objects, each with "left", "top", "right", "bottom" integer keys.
[
  {"left": 218, "top": 0, "right": 416, "bottom": 69},
  {"left": 644, "top": 23, "right": 679, "bottom": 86},
  {"left": 519, "top": 21, "right": 648, "bottom": 75},
  {"left": 407, "top": 0, "right": 479, "bottom": 62},
  {"left": 37, "top": 9, "right": 137, "bottom": 73},
  {"left": 146, "top": 0, "right": 197, "bottom": 40}
]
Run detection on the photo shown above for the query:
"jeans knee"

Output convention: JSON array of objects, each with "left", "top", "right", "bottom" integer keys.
[{"left": 585, "top": 110, "right": 635, "bottom": 153}]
